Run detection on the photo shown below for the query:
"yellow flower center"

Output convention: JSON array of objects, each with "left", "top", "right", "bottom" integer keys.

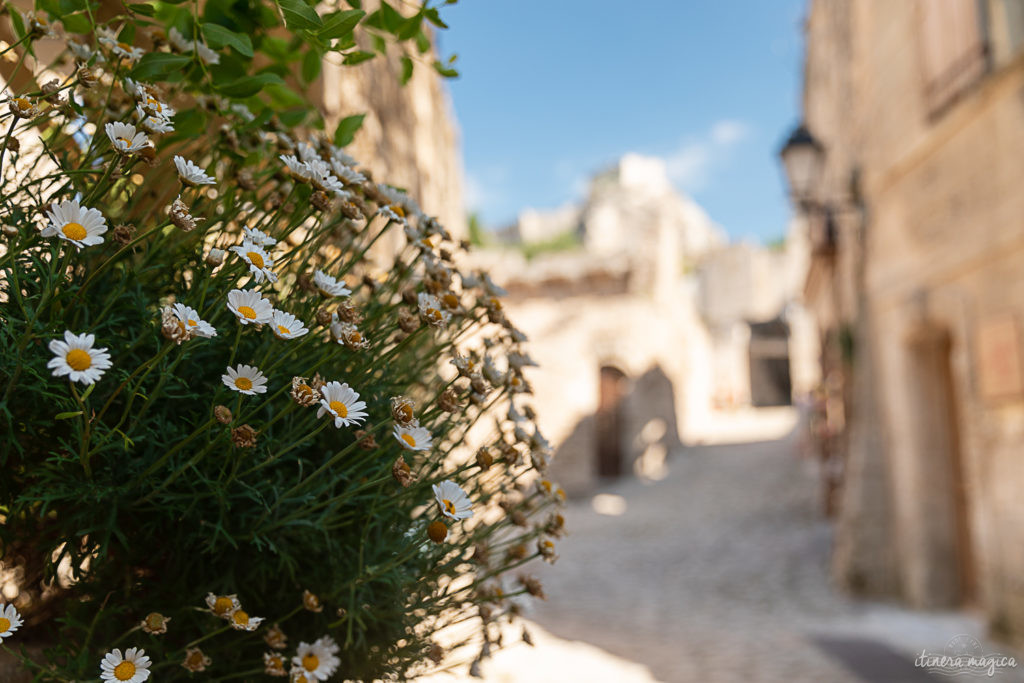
[
  {"left": 212, "top": 597, "right": 233, "bottom": 615},
  {"left": 186, "top": 651, "right": 205, "bottom": 667},
  {"left": 235, "top": 377, "right": 253, "bottom": 391},
  {"left": 66, "top": 349, "right": 92, "bottom": 371},
  {"left": 442, "top": 499, "right": 456, "bottom": 515},
  {"left": 329, "top": 401, "right": 348, "bottom": 417},
  {"left": 14, "top": 97, "right": 30, "bottom": 110},
  {"left": 113, "top": 660, "right": 136, "bottom": 681},
  {"left": 397, "top": 404, "right": 413, "bottom": 422},
  {"left": 303, "top": 653, "right": 319, "bottom": 671},
  {"left": 348, "top": 331, "right": 362, "bottom": 343},
  {"left": 61, "top": 222, "right": 87, "bottom": 241},
  {"left": 426, "top": 308, "right": 441, "bottom": 322},
  {"left": 297, "top": 384, "right": 312, "bottom": 397},
  {"left": 489, "top": 297, "right": 502, "bottom": 311},
  {"left": 232, "top": 609, "right": 249, "bottom": 626},
  {"left": 238, "top": 305, "right": 257, "bottom": 319},
  {"left": 541, "top": 480, "right": 552, "bottom": 493},
  {"left": 401, "top": 433, "right": 417, "bottom": 448},
  {"left": 247, "top": 251, "right": 265, "bottom": 268},
  {"left": 187, "top": 319, "right": 198, "bottom": 327},
  {"left": 118, "top": 42, "right": 131, "bottom": 50},
  {"left": 0, "top": 617, "right": 10, "bottom": 632},
  {"left": 117, "top": 136, "right": 132, "bottom": 147},
  {"left": 144, "top": 613, "right": 164, "bottom": 630},
  {"left": 277, "top": 325, "right": 291, "bottom": 336},
  {"left": 442, "top": 294, "right": 459, "bottom": 308},
  {"left": 390, "top": 204, "right": 405, "bottom": 217}
]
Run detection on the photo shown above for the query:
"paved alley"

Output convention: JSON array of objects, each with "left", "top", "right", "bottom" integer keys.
[{"left": 477, "top": 410, "right": 1024, "bottom": 682}]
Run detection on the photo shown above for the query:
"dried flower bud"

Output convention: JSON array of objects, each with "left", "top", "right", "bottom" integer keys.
[
  {"left": 390, "top": 396, "right": 416, "bottom": 426},
  {"left": 141, "top": 612, "right": 171, "bottom": 635},
  {"left": 427, "top": 643, "right": 444, "bottom": 665},
  {"left": 214, "top": 405, "right": 233, "bottom": 424},
  {"left": 139, "top": 144, "right": 157, "bottom": 165},
  {"left": 354, "top": 429, "right": 377, "bottom": 450},
  {"left": 161, "top": 307, "right": 190, "bottom": 345},
  {"left": 205, "top": 248, "right": 226, "bottom": 267},
  {"left": 290, "top": 377, "right": 318, "bottom": 407},
  {"left": 263, "top": 623, "right": 287, "bottom": 650},
  {"left": 231, "top": 424, "right": 258, "bottom": 448},
  {"left": 237, "top": 170, "right": 256, "bottom": 191},
  {"left": 476, "top": 447, "right": 493, "bottom": 470},
  {"left": 302, "top": 589, "right": 323, "bottom": 613},
  {"left": 182, "top": 647, "right": 211, "bottom": 672},
  {"left": 339, "top": 200, "right": 362, "bottom": 220},
  {"left": 479, "top": 604, "right": 492, "bottom": 622},
  {"left": 3, "top": 136, "right": 19, "bottom": 154},
  {"left": 169, "top": 195, "right": 201, "bottom": 232},
  {"left": 315, "top": 307, "right": 333, "bottom": 326},
  {"left": 537, "top": 538, "right": 558, "bottom": 564},
  {"left": 310, "top": 190, "right": 333, "bottom": 212},
  {"left": 506, "top": 544, "right": 528, "bottom": 561},
  {"left": 266, "top": 191, "right": 283, "bottom": 209},
  {"left": 470, "top": 375, "right": 490, "bottom": 395},
  {"left": 519, "top": 575, "right": 545, "bottom": 599},
  {"left": 335, "top": 301, "right": 361, "bottom": 324},
  {"left": 511, "top": 510, "right": 527, "bottom": 527},
  {"left": 2, "top": 224, "right": 18, "bottom": 237},
  {"left": 427, "top": 520, "right": 448, "bottom": 543},
  {"left": 263, "top": 651, "right": 287, "bottom": 677},
  {"left": 398, "top": 308, "right": 419, "bottom": 333},
  {"left": 438, "top": 387, "right": 460, "bottom": 413},
  {"left": 77, "top": 66, "right": 99, "bottom": 88},
  {"left": 113, "top": 223, "right": 136, "bottom": 245},
  {"left": 392, "top": 457, "right": 415, "bottom": 487}
]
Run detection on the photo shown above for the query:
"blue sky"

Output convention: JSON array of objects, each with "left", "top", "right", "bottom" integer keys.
[{"left": 438, "top": 1, "right": 806, "bottom": 243}]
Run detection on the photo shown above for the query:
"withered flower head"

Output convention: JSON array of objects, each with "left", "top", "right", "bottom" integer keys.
[
  {"left": 392, "top": 456, "right": 415, "bottom": 487},
  {"left": 311, "top": 189, "right": 334, "bottom": 212},
  {"left": 169, "top": 195, "right": 202, "bottom": 232},
  {"left": 355, "top": 429, "right": 378, "bottom": 450},
  {"left": 161, "top": 306, "right": 190, "bottom": 345},
  {"left": 438, "top": 386, "right": 460, "bottom": 413},
  {"left": 427, "top": 643, "right": 445, "bottom": 665},
  {"left": 141, "top": 612, "right": 171, "bottom": 635},
  {"left": 519, "top": 575, "right": 546, "bottom": 599},
  {"left": 290, "top": 376, "right": 318, "bottom": 407},
  {"left": 206, "top": 247, "right": 226, "bottom": 267},
  {"left": 390, "top": 396, "right": 416, "bottom": 426},
  {"left": 302, "top": 589, "right": 323, "bottom": 613},
  {"left": 335, "top": 301, "right": 362, "bottom": 324},
  {"left": 398, "top": 308, "right": 419, "bottom": 333},
  {"left": 113, "top": 223, "right": 136, "bottom": 245},
  {"left": 77, "top": 66, "right": 99, "bottom": 88},
  {"left": 231, "top": 424, "right": 258, "bottom": 448},
  {"left": 476, "top": 447, "right": 493, "bottom": 470},
  {"left": 315, "top": 307, "right": 333, "bottom": 326},
  {"left": 263, "top": 623, "right": 287, "bottom": 650},
  {"left": 427, "top": 519, "right": 448, "bottom": 544},
  {"left": 214, "top": 405, "right": 233, "bottom": 424},
  {"left": 182, "top": 647, "right": 211, "bottom": 672}
]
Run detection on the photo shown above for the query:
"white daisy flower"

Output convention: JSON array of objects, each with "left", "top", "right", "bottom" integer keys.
[
  {"left": 222, "top": 364, "right": 268, "bottom": 395},
  {"left": 417, "top": 293, "right": 451, "bottom": 327},
  {"left": 297, "top": 141, "right": 320, "bottom": 163},
  {"left": 48, "top": 331, "right": 112, "bottom": 385},
  {"left": 432, "top": 480, "right": 473, "bottom": 520},
  {"left": 393, "top": 423, "right": 432, "bottom": 451},
  {"left": 230, "top": 103, "right": 255, "bottom": 122},
  {"left": 292, "top": 638, "right": 340, "bottom": 681},
  {"left": 379, "top": 205, "right": 403, "bottom": 223},
  {"left": 68, "top": 40, "right": 95, "bottom": 61},
  {"left": 305, "top": 160, "right": 344, "bottom": 194},
  {"left": 41, "top": 199, "right": 107, "bottom": 249},
  {"left": 173, "top": 155, "right": 216, "bottom": 186},
  {"left": 105, "top": 121, "right": 149, "bottom": 153},
  {"left": 100, "top": 36, "right": 144, "bottom": 61},
  {"left": 329, "top": 147, "right": 358, "bottom": 167},
  {"left": 170, "top": 303, "right": 217, "bottom": 338},
  {"left": 138, "top": 113, "right": 174, "bottom": 134},
  {"left": 100, "top": 647, "right": 151, "bottom": 683},
  {"left": 195, "top": 42, "right": 220, "bottom": 65},
  {"left": 228, "top": 608, "right": 263, "bottom": 631},
  {"left": 227, "top": 289, "right": 273, "bottom": 325},
  {"left": 0, "top": 603, "right": 23, "bottom": 643},
  {"left": 312, "top": 270, "right": 351, "bottom": 298},
  {"left": 243, "top": 225, "right": 277, "bottom": 247},
  {"left": 138, "top": 93, "right": 175, "bottom": 119},
  {"left": 167, "top": 26, "right": 191, "bottom": 52},
  {"left": 330, "top": 160, "right": 365, "bottom": 185},
  {"left": 316, "top": 381, "right": 368, "bottom": 428},
  {"left": 279, "top": 154, "right": 311, "bottom": 181},
  {"left": 270, "top": 310, "right": 308, "bottom": 340},
  {"left": 230, "top": 241, "right": 278, "bottom": 284}
]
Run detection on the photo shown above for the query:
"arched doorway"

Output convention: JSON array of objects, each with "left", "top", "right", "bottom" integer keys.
[{"left": 596, "top": 365, "right": 628, "bottom": 478}]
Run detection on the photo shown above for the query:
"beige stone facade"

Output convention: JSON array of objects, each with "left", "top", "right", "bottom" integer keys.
[{"left": 800, "top": 0, "right": 1024, "bottom": 642}]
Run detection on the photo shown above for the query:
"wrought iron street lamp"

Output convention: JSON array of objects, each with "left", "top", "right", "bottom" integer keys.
[{"left": 779, "top": 122, "right": 825, "bottom": 209}]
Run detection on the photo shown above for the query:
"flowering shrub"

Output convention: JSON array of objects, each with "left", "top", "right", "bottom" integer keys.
[{"left": 0, "top": 2, "right": 563, "bottom": 680}]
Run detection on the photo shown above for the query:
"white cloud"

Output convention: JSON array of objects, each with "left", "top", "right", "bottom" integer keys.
[
  {"left": 662, "top": 119, "right": 750, "bottom": 192},
  {"left": 463, "top": 165, "right": 508, "bottom": 211}
]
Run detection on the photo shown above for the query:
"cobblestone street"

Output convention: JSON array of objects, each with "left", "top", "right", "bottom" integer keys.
[{"left": 478, "top": 410, "right": 1024, "bottom": 682}]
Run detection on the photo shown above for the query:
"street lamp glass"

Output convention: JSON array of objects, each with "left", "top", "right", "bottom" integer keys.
[{"left": 780, "top": 123, "right": 825, "bottom": 204}]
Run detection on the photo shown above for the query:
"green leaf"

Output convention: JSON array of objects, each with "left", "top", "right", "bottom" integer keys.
[
  {"left": 276, "top": 0, "right": 322, "bottom": 31},
  {"left": 9, "top": 11, "right": 26, "bottom": 41},
  {"left": 54, "top": 411, "right": 83, "bottom": 420},
  {"left": 424, "top": 7, "right": 448, "bottom": 29},
  {"left": 342, "top": 50, "right": 374, "bottom": 65},
  {"left": 215, "top": 72, "right": 284, "bottom": 97},
  {"left": 300, "top": 48, "right": 322, "bottom": 83},
  {"left": 317, "top": 9, "right": 364, "bottom": 40},
  {"left": 201, "top": 23, "right": 253, "bottom": 57},
  {"left": 128, "top": 3, "right": 157, "bottom": 16},
  {"left": 60, "top": 12, "right": 92, "bottom": 34},
  {"left": 415, "top": 31, "right": 430, "bottom": 54},
  {"left": 432, "top": 59, "right": 458, "bottom": 78},
  {"left": 131, "top": 52, "right": 193, "bottom": 80},
  {"left": 333, "top": 113, "right": 365, "bottom": 146},
  {"left": 377, "top": 1, "right": 404, "bottom": 32},
  {"left": 400, "top": 55, "right": 413, "bottom": 85}
]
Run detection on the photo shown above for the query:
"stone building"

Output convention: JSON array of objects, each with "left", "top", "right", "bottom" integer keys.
[
  {"left": 474, "top": 154, "right": 818, "bottom": 494},
  {"left": 795, "top": 0, "right": 1024, "bottom": 642}
]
